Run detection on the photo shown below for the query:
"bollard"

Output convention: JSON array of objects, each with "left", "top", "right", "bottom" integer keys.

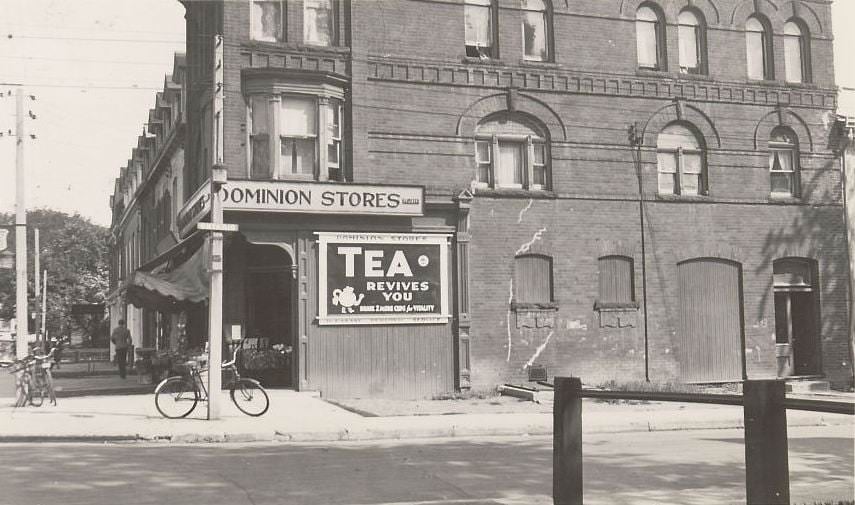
[
  {"left": 553, "top": 376, "right": 583, "bottom": 505},
  {"left": 744, "top": 379, "right": 789, "bottom": 505}
]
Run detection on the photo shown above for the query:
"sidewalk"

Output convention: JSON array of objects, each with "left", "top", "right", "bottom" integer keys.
[{"left": 0, "top": 390, "right": 850, "bottom": 444}]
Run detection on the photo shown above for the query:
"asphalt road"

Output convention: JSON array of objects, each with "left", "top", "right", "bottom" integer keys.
[{"left": 0, "top": 425, "right": 851, "bottom": 505}]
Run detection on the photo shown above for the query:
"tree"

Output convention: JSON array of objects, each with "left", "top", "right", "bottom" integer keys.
[{"left": 0, "top": 209, "right": 110, "bottom": 343}]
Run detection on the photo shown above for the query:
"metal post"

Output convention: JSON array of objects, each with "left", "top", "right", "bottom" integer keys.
[
  {"left": 41, "top": 270, "right": 47, "bottom": 342},
  {"left": 744, "top": 379, "right": 790, "bottom": 505},
  {"left": 15, "top": 88, "right": 28, "bottom": 359},
  {"left": 553, "top": 376, "right": 583, "bottom": 505}
]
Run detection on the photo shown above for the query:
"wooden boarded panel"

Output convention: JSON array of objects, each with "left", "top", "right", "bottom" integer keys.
[
  {"left": 304, "top": 234, "right": 455, "bottom": 399},
  {"left": 677, "top": 259, "right": 743, "bottom": 382}
]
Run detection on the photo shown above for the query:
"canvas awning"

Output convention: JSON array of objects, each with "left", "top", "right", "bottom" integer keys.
[{"left": 126, "top": 233, "right": 209, "bottom": 310}]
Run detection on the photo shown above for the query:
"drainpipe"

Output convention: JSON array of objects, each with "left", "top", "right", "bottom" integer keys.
[{"left": 629, "top": 123, "right": 651, "bottom": 382}]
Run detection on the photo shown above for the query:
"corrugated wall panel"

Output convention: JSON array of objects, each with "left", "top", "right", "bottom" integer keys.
[
  {"left": 303, "top": 233, "right": 455, "bottom": 399},
  {"left": 677, "top": 259, "right": 743, "bottom": 382}
]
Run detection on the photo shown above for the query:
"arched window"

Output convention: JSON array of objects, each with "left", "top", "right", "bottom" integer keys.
[
  {"left": 514, "top": 254, "right": 553, "bottom": 304},
  {"left": 784, "top": 20, "right": 810, "bottom": 83},
  {"left": 475, "top": 113, "right": 549, "bottom": 190},
  {"left": 657, "top": 123, "right": 706, "bottom": 195},
  {"left": 769, "top": 127, "right": 799, "bottom": 196},
  {"left": 522, "top": 0, "right": 551, "bottom": 62},
  {"left": 465, "top": 0, "right": 496, "bottom": 58},
  {"left": 678, "top": 10, "right": 706, "bottom": 74},
  {"left": 746, "top": 16, "right": 773, "bottom": 80},
  {"left": 636, "top": 5, "right": 665, "bottom": 70}
]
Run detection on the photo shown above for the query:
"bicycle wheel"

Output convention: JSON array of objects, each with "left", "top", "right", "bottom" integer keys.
[
  {"left": 28, "top": 371, "right": 44, "bottom": 407},
  {"left": 154, "top": 377, "right": 199, "bottom": 419},
  {"left": 230, "top": 379, "right": 269, "bottom": 417},
  {"left": 44, "top": 368, "right": 57, "bottom": 406},
  {"left": 15, "top": 372, "right": 31, "bottom": 408}
]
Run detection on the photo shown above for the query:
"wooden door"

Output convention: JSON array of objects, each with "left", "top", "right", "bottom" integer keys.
[{"left": 677, "top": 259, "right": 744, "bottom": 382}]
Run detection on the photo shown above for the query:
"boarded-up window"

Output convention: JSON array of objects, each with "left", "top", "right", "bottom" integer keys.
[
  {"left": 514, "top": 254, "right": 552, "bottom": 303},
  {"left": 598, "top": 256, "right": 634, "bottom": 305}
]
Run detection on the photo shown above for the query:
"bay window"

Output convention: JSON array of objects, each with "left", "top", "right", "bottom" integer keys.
[{"left": 248, "top": 92, "right": 345, "bottom": 181}]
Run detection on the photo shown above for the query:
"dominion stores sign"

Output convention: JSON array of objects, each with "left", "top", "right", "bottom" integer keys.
[
  {"left": 220, "top": 181, "right": 424, "bottom": 216},
  {"left": 317, "top": 232, "right": 451, "bottom": 325}
]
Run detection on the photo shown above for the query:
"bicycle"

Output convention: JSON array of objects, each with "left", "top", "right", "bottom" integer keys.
[
  {"left": 2, "top": 346, "right": 59, "bottom": 407},
  {"left": 153, "top": 347, "right": 269, "bottom": 418}
]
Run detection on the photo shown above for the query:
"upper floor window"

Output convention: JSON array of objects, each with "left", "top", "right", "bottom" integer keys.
[
  {"left": 249, "top": 93, "right": 345, "bottom": 181},
  {"left": 304, "top": 0, "right": 336, "bottom": 46},
  {"left": 746, "top": 16, "right": 773, "bottom": 80},
  {"left": 474, "top": 113, "right": 549, "bottom": 190},
  {"left": 522, "top": 0, "right": 550, "bottom": 62},
  {"left": 636, "top": 5, "right": 665, "bottom": 70},
  {"left": 514, "top": 254, "right": 553, "bottom": 304},
  {"left": 465, "top": 0, "right": 496, "bottom": 58},
  {"left": 251, "top": 1, "right": 284, "bottom": 42},
  {"left": 678, "top": 10, "right": 705, "bottom": 74},
  {"left": 769, "top": 127, "right": 799, "bottom": 197},
  {"left": 784, "top": 20, "right": 810, "bottom": 83},
  {"left": 657, "top": 123, "right": 706, "bottom": 196}
]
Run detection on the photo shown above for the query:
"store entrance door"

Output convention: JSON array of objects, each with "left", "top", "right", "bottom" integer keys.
[{"left": 244, "top": 244, "right": 294, "bottom": 387}]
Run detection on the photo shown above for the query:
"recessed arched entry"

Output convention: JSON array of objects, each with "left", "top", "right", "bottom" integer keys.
[
  {"left": 243, "top": 242, "right": 295, "bottom": 387},
  {"left": 677, "top": 258, "right": 745, "bottom": 382}
]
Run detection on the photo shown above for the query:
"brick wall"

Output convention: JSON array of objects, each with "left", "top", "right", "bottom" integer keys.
[{"left": 178, "top": 0, "right": 853, "bottom": 392}]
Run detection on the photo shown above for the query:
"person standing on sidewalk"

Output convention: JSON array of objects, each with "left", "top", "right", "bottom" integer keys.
[{"left": 111, "top": 319, "right": 132, "bottom": 379}]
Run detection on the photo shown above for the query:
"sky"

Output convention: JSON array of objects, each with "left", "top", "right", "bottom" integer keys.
[{"left": 0, "top": 0, "right": 853, "bottom": 227}]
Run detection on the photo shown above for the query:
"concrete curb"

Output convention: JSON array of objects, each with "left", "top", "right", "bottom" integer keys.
[{"left": 0, "top": 413, "right": 847, "bottom": 444}]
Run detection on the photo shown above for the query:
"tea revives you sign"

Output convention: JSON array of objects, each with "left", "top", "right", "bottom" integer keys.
[{"left": 317, "top": 232, "right": 450, "bottom": 325}]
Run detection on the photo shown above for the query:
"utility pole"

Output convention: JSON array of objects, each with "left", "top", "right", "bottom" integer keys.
[
  {"left": 628, "top": 123, "right": 651, "bottom": 382},
  {"left": 15, "top": 88, "right": 28, "bottom": 359},
  {"left": 206, "top": 34, "right": 226, "bottom": 420}
]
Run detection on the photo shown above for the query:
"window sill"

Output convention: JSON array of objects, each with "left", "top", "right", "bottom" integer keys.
[
  {"left": 655, "top": 193, "right": 710, "bottom": 202},
  {"left": 519, "top": 60, "right": 560, "bottom": 69},
  {"left": 243, "top": 41, "right": 351, "bottom": 56},
  {"left": 511, "top": 302, "right": 559, "bottom": 312},
  {"left": 594, "top": 301, "right": 639, "bottom": 311},
  {"left": 745, "top": 78, "right": 817, "bottom": 90},
  {"left": 768, "top": 194, "right": 801, "bottom": 204},
  {"left": 675, "top": 71, "right": 712, "bottom": 82},
  {"left": 636, "top": 68, "right": 669, "bottom": 78},
  {"left": 474, "top": 187, "right": 556, "bottom": 198},
  {"left": 461, "top": 56, "right": 504, "bottom": 66}
]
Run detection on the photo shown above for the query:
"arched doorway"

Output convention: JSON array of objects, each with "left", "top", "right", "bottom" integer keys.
[{"left": 243, "top": 243, "right": 294, "bottom": 387}]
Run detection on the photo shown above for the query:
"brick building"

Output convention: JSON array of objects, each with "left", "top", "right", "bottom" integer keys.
[{"left": 116, "top": 0, "right": 852, "bottom": 398}]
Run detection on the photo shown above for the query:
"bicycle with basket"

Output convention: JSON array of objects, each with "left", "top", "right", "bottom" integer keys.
[{"left": 153, "top": 345, "right": 269, "bottom": 418}]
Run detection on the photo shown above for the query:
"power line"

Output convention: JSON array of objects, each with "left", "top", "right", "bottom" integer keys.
[
  {"left": 0, "top": 55, "right": 182, "bottom": 67},
  {"left": 5, "top": 34, "right": 184, "bottom": 44}
]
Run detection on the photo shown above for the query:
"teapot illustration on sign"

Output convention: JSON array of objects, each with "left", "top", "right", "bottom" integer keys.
[{"left": 332, "top": 286, "right": 365, "bottom": 313}]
